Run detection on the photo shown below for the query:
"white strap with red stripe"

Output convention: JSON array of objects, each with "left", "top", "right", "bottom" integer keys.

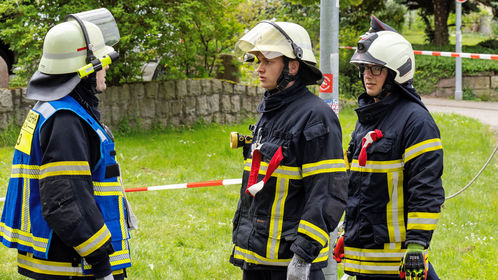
[
  {"left": 358, "top": 129, "right": 383, "bottom": 167},
  {"left": 246, "top": 146, "right": 284, "bottom": 197}
]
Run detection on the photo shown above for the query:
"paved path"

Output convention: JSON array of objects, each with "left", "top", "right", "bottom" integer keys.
[{"left": 422, "top": 97, "right": 498, "bottom": 136}]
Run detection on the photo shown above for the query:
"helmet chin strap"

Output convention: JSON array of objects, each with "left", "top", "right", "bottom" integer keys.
[{"left": 274, "top": 57, "right": 297, "bottom": 92}]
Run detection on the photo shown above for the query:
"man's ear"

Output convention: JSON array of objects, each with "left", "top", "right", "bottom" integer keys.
[{"left": 289, "top": 60, "right": 300, "bottom": 75}]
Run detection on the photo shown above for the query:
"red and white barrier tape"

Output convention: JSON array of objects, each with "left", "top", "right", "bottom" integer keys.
[
  {"left": 0, "top": 179, "right": 242, "bottom": 202},
  {"left": 124, "top": 178, "right": 242, "bottom": 192},
  {"left": 340, "top": 46, "right": 498, "bottom": 60}
]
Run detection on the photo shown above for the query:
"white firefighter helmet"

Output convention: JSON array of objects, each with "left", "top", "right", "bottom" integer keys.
[
  {"left": 236, "top": 21, "right": 323, "bottom": 85},
  {"left": 39, "top": 20, "right": 113, "bottom": 74},
  {"left": 27, "top": 8, "right": 120, "bottom": 101},
  {"left": 350, "top": 18, "right": 415, "bottom": 84}
]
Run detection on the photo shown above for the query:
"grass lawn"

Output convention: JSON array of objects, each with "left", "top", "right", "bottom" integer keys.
[{"left": 0, "top": 107, "right": 497, "bottom": 279}]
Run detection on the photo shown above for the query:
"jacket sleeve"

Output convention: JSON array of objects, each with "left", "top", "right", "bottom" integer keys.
[
  {"left": 39, "top": 110, "right": 113, "bottom": 277},
  {"left": 402, "top": 110, "right": 445, "bottom": 248},
  {"left": 290, "top": 113, "right": 348, "bottom": 263}
]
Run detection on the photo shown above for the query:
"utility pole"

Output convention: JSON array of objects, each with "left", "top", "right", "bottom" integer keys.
[
  {"left": 455, "top": 0, "right": 466, "bottom": 100},
  {"left": 319, "top": 0, "right": 340, "bottom": 116},
  {"left": 320, "top": 0, "right": 339, "bottom": 279}
]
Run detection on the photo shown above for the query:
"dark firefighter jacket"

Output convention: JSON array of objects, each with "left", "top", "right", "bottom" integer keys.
[
  {"left": 0, "top": 94, "right": 131, "bottom": 280},
  {"left": 230, "top": 81, "right": 348, "bottom": 271},
  {"left": 343, "top": 88, "right": 444, "bottom": 278}
]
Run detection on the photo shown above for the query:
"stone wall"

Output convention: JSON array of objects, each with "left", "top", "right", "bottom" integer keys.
[
  {"left": 0, "top": 79, "right": 265, "bottom": 130},
  {"left": 431, "top": 74, "right": 498, "bottom": 100}
]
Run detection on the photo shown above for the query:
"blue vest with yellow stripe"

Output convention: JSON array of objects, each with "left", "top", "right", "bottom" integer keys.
[{"left": 0, "top": 95, "right": 131, "bottom": 275}]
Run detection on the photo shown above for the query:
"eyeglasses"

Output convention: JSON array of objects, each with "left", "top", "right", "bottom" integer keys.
[{"left": 359, "top": 64, "right": 385, "bottom": 76}]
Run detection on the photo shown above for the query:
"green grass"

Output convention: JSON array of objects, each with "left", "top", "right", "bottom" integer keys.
[{"left": 0, "top": 108, "right": 497, "bottom": 279}]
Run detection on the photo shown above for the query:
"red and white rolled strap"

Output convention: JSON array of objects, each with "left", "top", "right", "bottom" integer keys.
[
  {"left": 246, "top": 146, "right": 284, "bottom": 197},
  {"left": 358, "top": 129, "right": 383, "bottom": 167}
]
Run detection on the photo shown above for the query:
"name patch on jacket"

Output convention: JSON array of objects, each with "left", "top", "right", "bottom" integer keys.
[{"left": 15, "top": 110, "right": 40, "bottom": 155}]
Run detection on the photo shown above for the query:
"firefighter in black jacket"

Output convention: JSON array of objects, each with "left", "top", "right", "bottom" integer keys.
[
  {"left": 0, "top": 9, "right": 136, "bottom": 280},
  {"left": 229, "top": 21, "right": 348, "bottom": 280},
  {"left": 334, "top": 16, "right": 444, "bottom": 280}
]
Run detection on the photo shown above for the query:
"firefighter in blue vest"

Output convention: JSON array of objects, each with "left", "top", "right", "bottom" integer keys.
[
  {"left": 229, "top": 21, "right": 348, "bottom": 280},
  {"left": 333, "top": 16, "right": 444, "bottom": 280},
  {"left": 0, "top": 8, "right": 136, "bottom": 280}
]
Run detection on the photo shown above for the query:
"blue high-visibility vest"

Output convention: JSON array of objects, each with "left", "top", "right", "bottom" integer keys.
[{"left": 0, "top": 95, "right": 131, "bottom": 275}]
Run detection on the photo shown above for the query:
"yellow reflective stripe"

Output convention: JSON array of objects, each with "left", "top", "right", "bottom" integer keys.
[
  {"left": 298, "top": 220, "right": 329, "bottom": 247},
  {"left": 302, "top": 159, "right": 347, "bottom": 177},
  {"left": 403, "top": 138, "right": 442, "bottom": 163},
  {"left": 40, "top": 161, "right": 91, "bottom": 179},
  {"left": 345, "top": 247, "right": 405, "bottom": 261},
  {"left": 386, "top": 171, "right": 405, "bottom": 244},
  {"left": 344, "top": 246, "right": 429, "bottom": 275},
  {"left": 0, "top": 222, "right": 49, "bottom": 252},
  {"left": 18, "top": 253, "right": 84, "bottom": 276},
  {"left": 407, "top": 212, "right": 440, "bottom": 231},
  {"left": 344, "top": 259, "right": 400, "bottom": 275},
  {"left": 244, "top": 160, "right": 302, "bottom": 179},
  {"left": 313, "top": 245, "right": 330, "bottom": 263},
  {"left": 119, "top": 196, "right": 127, "bottom": 247},
  {"left": 93, "top": 181, "right": 123, "bottom": 196},
  {"left": 11, "top": 164, "right": 40, "bottom": 179},
  {"left": 350, "top": 159, "right": 404, "bottom": 173},
  {"left": 267, "top": 177, "right": 289, "bottom": 259},
  {"left": 74, "top": 225, "right": 111, "bottom": 257},
  {"left": 233, "top": 246, "right": 291, "bottom": 266},
  {"left": 21, "top": 178, "right": 31, "bottom": 233}
]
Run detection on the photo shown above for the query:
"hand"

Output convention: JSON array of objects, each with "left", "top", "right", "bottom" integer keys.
[
  {"left": 287, "top": 254, "right": 311, "bottom": 280},
  {"left": 96, "top": 273, "right": 114, "bottom": 280},
  {"left": 399, "top": 244, "right": 426, "bottom": 280},
  {"left": 333, "top": 235, "right": 344, "bottom": 263}
]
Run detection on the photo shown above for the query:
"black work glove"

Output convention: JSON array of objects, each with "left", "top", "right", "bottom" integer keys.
[{"left": 400, "top": 244, "right": 427, "bottom": 280}]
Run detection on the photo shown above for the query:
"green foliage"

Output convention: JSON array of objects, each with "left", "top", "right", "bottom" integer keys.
[
  {"left": 462, "top": 87, "right": 475, "bottom": 100},
  {"left": 0, "top": 122, "right": 20, "bottom": 147},
  {"left": 0, "top": 0, "right": 245, "bottom": 86}
]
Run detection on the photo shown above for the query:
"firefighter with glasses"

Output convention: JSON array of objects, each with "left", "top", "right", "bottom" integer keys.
[
  {"left": 334, "top": 16, "right": 444, "bottom": 280},
  {"left": 0, "top": 8, "right": 136, "bottom": 280},
  {"left": 229, "top": 21, "right": 348, "bottom": 280}
]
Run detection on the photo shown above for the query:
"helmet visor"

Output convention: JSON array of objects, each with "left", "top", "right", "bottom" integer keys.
[
  {"left": 71, "top": 8, "right": 120, "bottom": 46},
  {"left": 236, "top": 22, "right": 295, "bottom": 60}
]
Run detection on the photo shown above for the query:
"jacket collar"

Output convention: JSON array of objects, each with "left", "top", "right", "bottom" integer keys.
[
  {"left": 355, "top": 91, "right": 400, "bottom": 124},
  {"left": 257, "top": 80, "right": 306, "bottom": 113}
]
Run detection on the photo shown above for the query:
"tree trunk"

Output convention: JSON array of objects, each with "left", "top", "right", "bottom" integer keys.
[{"left": 433, "top": 0, "right": 450, "bottom": 46}]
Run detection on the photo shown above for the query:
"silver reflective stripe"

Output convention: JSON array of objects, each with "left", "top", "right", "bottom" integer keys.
[
  {"left": 33, "top": 102, "right": 56, "bottom": 119},
  {"left": 404, "top": 140, "right": 442, "bottom": 161},
  {"left": 21, "top": 178, "right": 30, "bottom": 232},
  {"left": 298, "top": 222, "right": 328, "bottom": 246},
  {"left": 96, "top": 128, "right": 107, "bottom": 142},
  {"left": 94, "top": 185, "right": 122, "bottom": 193},
  {"left": 344, "top": 262, "right": 399, "bottom": 272},
  {"left": 302, "top": 162, "right": 346, "bottom": 174},
  {"left": 233, "top": 247, "right": 289, "bottom": 266},
  {"left": 75, "top": 226, "right": 111, "bottom": 256},
  {"left": 0, "top": 225, "right": 49, "bottom": 250},
  {"left": 391, "top": 171, "right": 401, "bottom": 242},
  {"left": 11, "top": 166, "right": 40, "bottom": 176},
  {"left": 407, "top": 218, "right": 438, "bottom": 225},
  {"left": 351, "top": 161, "right": 403, "bottom": 170},
  {"left": 18, "top": 254, "right": 82, "bottom": 274},
  {"left": 40, "top": 164, "right": 90, "bottom": 175},
  {"left": 345, "top": 249, "right": 404, "bottom": 258},
  {"left": 244, "top": 161, "right": 302, "bottom": 178},
  {"left": 268, "top": 177, "right": 288, "bottom": 259}
]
